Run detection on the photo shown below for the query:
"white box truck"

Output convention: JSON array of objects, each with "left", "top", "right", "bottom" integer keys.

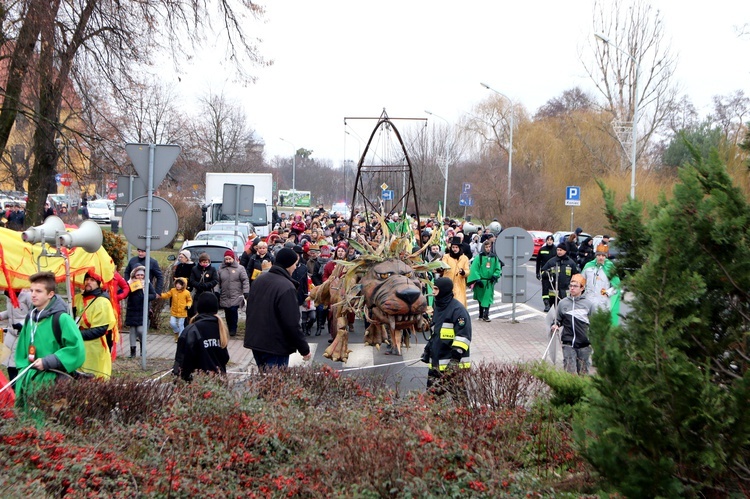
[{"left": 204, "top": 172, "right": 274, "bottom": 237}]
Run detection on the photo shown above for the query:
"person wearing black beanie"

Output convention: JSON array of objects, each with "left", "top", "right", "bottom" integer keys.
[
  {"left": 424, "top": 276, "right": 472, "bottom": 391},
  {"left": 274, "top": 247, "right": 299, "bottom": 270},
  {"left": 244, "top": 245, "right": 311, "bottom": 369}
]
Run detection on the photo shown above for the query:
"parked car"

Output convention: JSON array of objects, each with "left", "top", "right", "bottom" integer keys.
[
  {"left": 192, "top": 230, "right": 245, "bottom": 254},
  {"left": 528, "top": 230, "right": 553, "bottom": 259},
  {"left": 331, "top": 202, "right": 351, "bottom": 219},
  {"left": 179, "top": 240, "right": 236, "bottom": 268},
  {"left": 87, "top": 199, "right": 112, "bottom": 224},
  {"left": 552, "top": 230, "right": 592, "bottom": 246},
  {"left": 208, "top": 222, "right": 254, "bottom": 241}
]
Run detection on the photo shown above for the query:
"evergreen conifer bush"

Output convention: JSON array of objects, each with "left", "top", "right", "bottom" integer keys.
[{"left": 579, "top": 149, "right": 750, "bottom": 497}]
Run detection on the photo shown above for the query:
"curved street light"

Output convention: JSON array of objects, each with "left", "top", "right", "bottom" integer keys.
[
  {"left": 595, "top": 33, "right": 640, "bottom": 199},
  {"left": 424, "top": 110, "right": 451, "bottom": 215},
  {"left": 480, "top": 83, "right": 514, "bottom": 199}
]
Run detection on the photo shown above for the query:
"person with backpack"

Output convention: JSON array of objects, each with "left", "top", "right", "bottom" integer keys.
[
  {"left": 74, "top": 271, "right": 117, "bottom": 378},
  {"left": 13, "top": 272, "right": 85, "bottom": 408}
]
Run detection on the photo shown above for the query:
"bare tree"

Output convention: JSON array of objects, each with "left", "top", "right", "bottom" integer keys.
[
  {"left": 1, "top": 0, "right": 268, "bottom": 224},
  {"left": 190, "top": 90, "right": 261, "bottom": 173},
  {"left": 710, "top": 90, "right": 750, "bottom": 148},
  {"left": 583, "top": 0, "right": 678, "bottom": 170}
]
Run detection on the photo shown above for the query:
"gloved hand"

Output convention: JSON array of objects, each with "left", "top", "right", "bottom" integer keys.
[
  {"left": 490, "top": 276, "right": 498, "bottom": 284},
  {"left": 451, "top": 348, "right": 464, "bottom": 363},
  {"left": 244, "top": 293, "right": 250, "bottom": 300},
  {"left": 459, "top": 268, "right": 465, "bottom": 276},
  {"left": 13, "top": 323, "right": 23, "bottom": 332},
  {"left": 473, "top": 281, "right": 484, "bottom": 289},
  {"left": 536, "top": 274, "right": 541, "bottom": 281}
]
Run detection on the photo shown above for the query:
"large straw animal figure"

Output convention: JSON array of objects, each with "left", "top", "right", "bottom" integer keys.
[{"left": 311, "top": 215, "right": 447, "bottom": 362}]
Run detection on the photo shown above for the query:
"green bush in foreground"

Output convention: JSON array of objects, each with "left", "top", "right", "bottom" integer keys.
[
  {"left": 0, "top": 364, "right": 597, "bottom": 497},
  {"left": 580, "top": 149, "right": 750, "bottom": 497}
]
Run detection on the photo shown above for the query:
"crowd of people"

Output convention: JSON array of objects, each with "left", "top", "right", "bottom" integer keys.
[
  {"left": 1, "top": 204, "right": 624, "bottom": 409},
  {"left": 535, "top": 228, "right": 621, "bottom": 376}
]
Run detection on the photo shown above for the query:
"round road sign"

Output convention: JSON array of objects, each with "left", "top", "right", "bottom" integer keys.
[
  {"left": 494, "top": 227, "right": 534, "bottom": 266},
  {"left": 121, "top": 195, "right": 178, "bottom": 251}
]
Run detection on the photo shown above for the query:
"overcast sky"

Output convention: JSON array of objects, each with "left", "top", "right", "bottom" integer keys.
[{"left": 174, "top": 0, "right": 750, "bottom": 165}]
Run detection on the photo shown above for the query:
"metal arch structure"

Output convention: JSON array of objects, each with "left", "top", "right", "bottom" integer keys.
[{"left": 346, "top": 109, "right": 424, "bottom": 230}]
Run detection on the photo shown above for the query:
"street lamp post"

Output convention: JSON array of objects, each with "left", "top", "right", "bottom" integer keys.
[
  {"left": 595, "top": 33, "right": 640, "bottom": 199},
  {"left": 480, "top": 83, "right": 514, "bottom": 199},
  {"left": 279, "top": 137, "right": 296, "bottom": 205},
  {"left": 424, "top": 110, "right": 451, "bottom": 215}
]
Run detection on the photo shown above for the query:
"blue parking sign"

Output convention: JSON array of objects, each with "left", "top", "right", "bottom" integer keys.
[{"left": 565, "top": 186, "right": 581, "bottom": 206}]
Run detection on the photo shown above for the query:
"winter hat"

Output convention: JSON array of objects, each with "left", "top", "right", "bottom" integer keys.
[
  {"left": 130, "top": 265, "right": 146, "bottom": 279},
  {"left": 575, "top": 227, "right": 583, "bottom": 235},
  {"left": 292, "top": 244, "right": 304, "bottom": 255},
  {"left": 198, "top": 252, "right": 211, "bottom": 263},
  {"left": 284, "top": 241, "right": 295, "bottom": 249},
  {"left": 275, "top": 248, "right": 299, "bottom": 269},
  {"left": 84, "top": 270, "right": 102, "bottom": 284},
  {"left": 556, "top": 243, "right": 567, "bottom": 251},
  {"left": 336, "top": 242, "right": 348, "bottom": 251},
  {"left": 223, "top": 250, "right": 235, "bottom": 259},
  {"left": 570, "top": 274, "right": 586, "bottom": 288},
  {"left": 174, "top": 277, "right": 187, "bottom": 287},
  {"left": 196, "top": 292, "right": 219, "bottom": 315},
  {"left": 179, "top": 249, "right": 192, "bottom": 261},
  {"left": 596, "top": 244, "right": 609, "bottom": 255},
  {"left": 434, "top": 277, "right": 454, "bottom": 296},
  {"left": 319, "top": 245, "right": 332, "bottom": 258}
]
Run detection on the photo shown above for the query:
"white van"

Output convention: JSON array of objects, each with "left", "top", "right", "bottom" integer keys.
[{"left": 331, "top": 202, "right": 351, "bottom": 219}]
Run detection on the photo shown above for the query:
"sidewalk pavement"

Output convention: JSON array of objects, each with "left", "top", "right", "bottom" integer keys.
[{"left": 131, "top": 301, "right": 561, "bottom": 390}]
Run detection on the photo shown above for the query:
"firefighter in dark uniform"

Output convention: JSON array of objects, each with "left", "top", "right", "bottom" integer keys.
[
  {"left": 426, "top": 277, "right": 472, "bottom": 391},
  {"left": 540, "top": 243, "right": 580, "bottom": 309},
  {"left": 535, "top": 235, "right": 557, "bottom": 312}
]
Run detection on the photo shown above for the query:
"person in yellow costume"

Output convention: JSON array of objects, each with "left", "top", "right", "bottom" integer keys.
[
  {"left": 439, "top": 237, "right": 471, "bottom": 307},
  {"left": 74, "top": 271, "right": 117, "bottom": 378}
]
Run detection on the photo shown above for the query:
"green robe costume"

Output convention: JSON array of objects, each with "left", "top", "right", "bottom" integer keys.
[
  {"left": 467, "top": 251, "right": 502, "bottom": 307},
  {"left": 14, "top": 295, "right": 85, "bottom": 408}
]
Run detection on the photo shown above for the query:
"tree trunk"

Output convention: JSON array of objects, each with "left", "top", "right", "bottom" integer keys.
[
  {"left": 26, "top": 1, "right": 61, "bottom": 227},
  {"left": 0, "top": 0, "right": 44, "bottom": 155}
]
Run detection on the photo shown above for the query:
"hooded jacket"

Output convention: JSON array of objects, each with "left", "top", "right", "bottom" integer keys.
[
  {"left": 160, "top": 278, "right": 193, "bottom": 318},
  {"left": 125, "top": 266, "right": 157, "bottom": 327},
  {"left": 14, "top": 295, "right": 85, "bottom": 405}
]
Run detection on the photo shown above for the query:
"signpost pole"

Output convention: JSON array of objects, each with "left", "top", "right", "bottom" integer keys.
[
  {"left": 570, "top": 207, "right": 574, "bottom": 232},
  {"left": 512, "top": 235, "right": 518, "bottom": 322},
  {"left": 141, "top": 145, "right": 156, "bottom": 369}
]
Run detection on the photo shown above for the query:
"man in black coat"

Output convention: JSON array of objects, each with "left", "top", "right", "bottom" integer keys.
[
  {"left": 243, "top": 248, "right": 311, "bottom": 370},
  {"left": 540, "top": 244, "right": 580, "bottom": 308},
  {"left": 124, "top": 248, "right": 165, "bottom": 294}
]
